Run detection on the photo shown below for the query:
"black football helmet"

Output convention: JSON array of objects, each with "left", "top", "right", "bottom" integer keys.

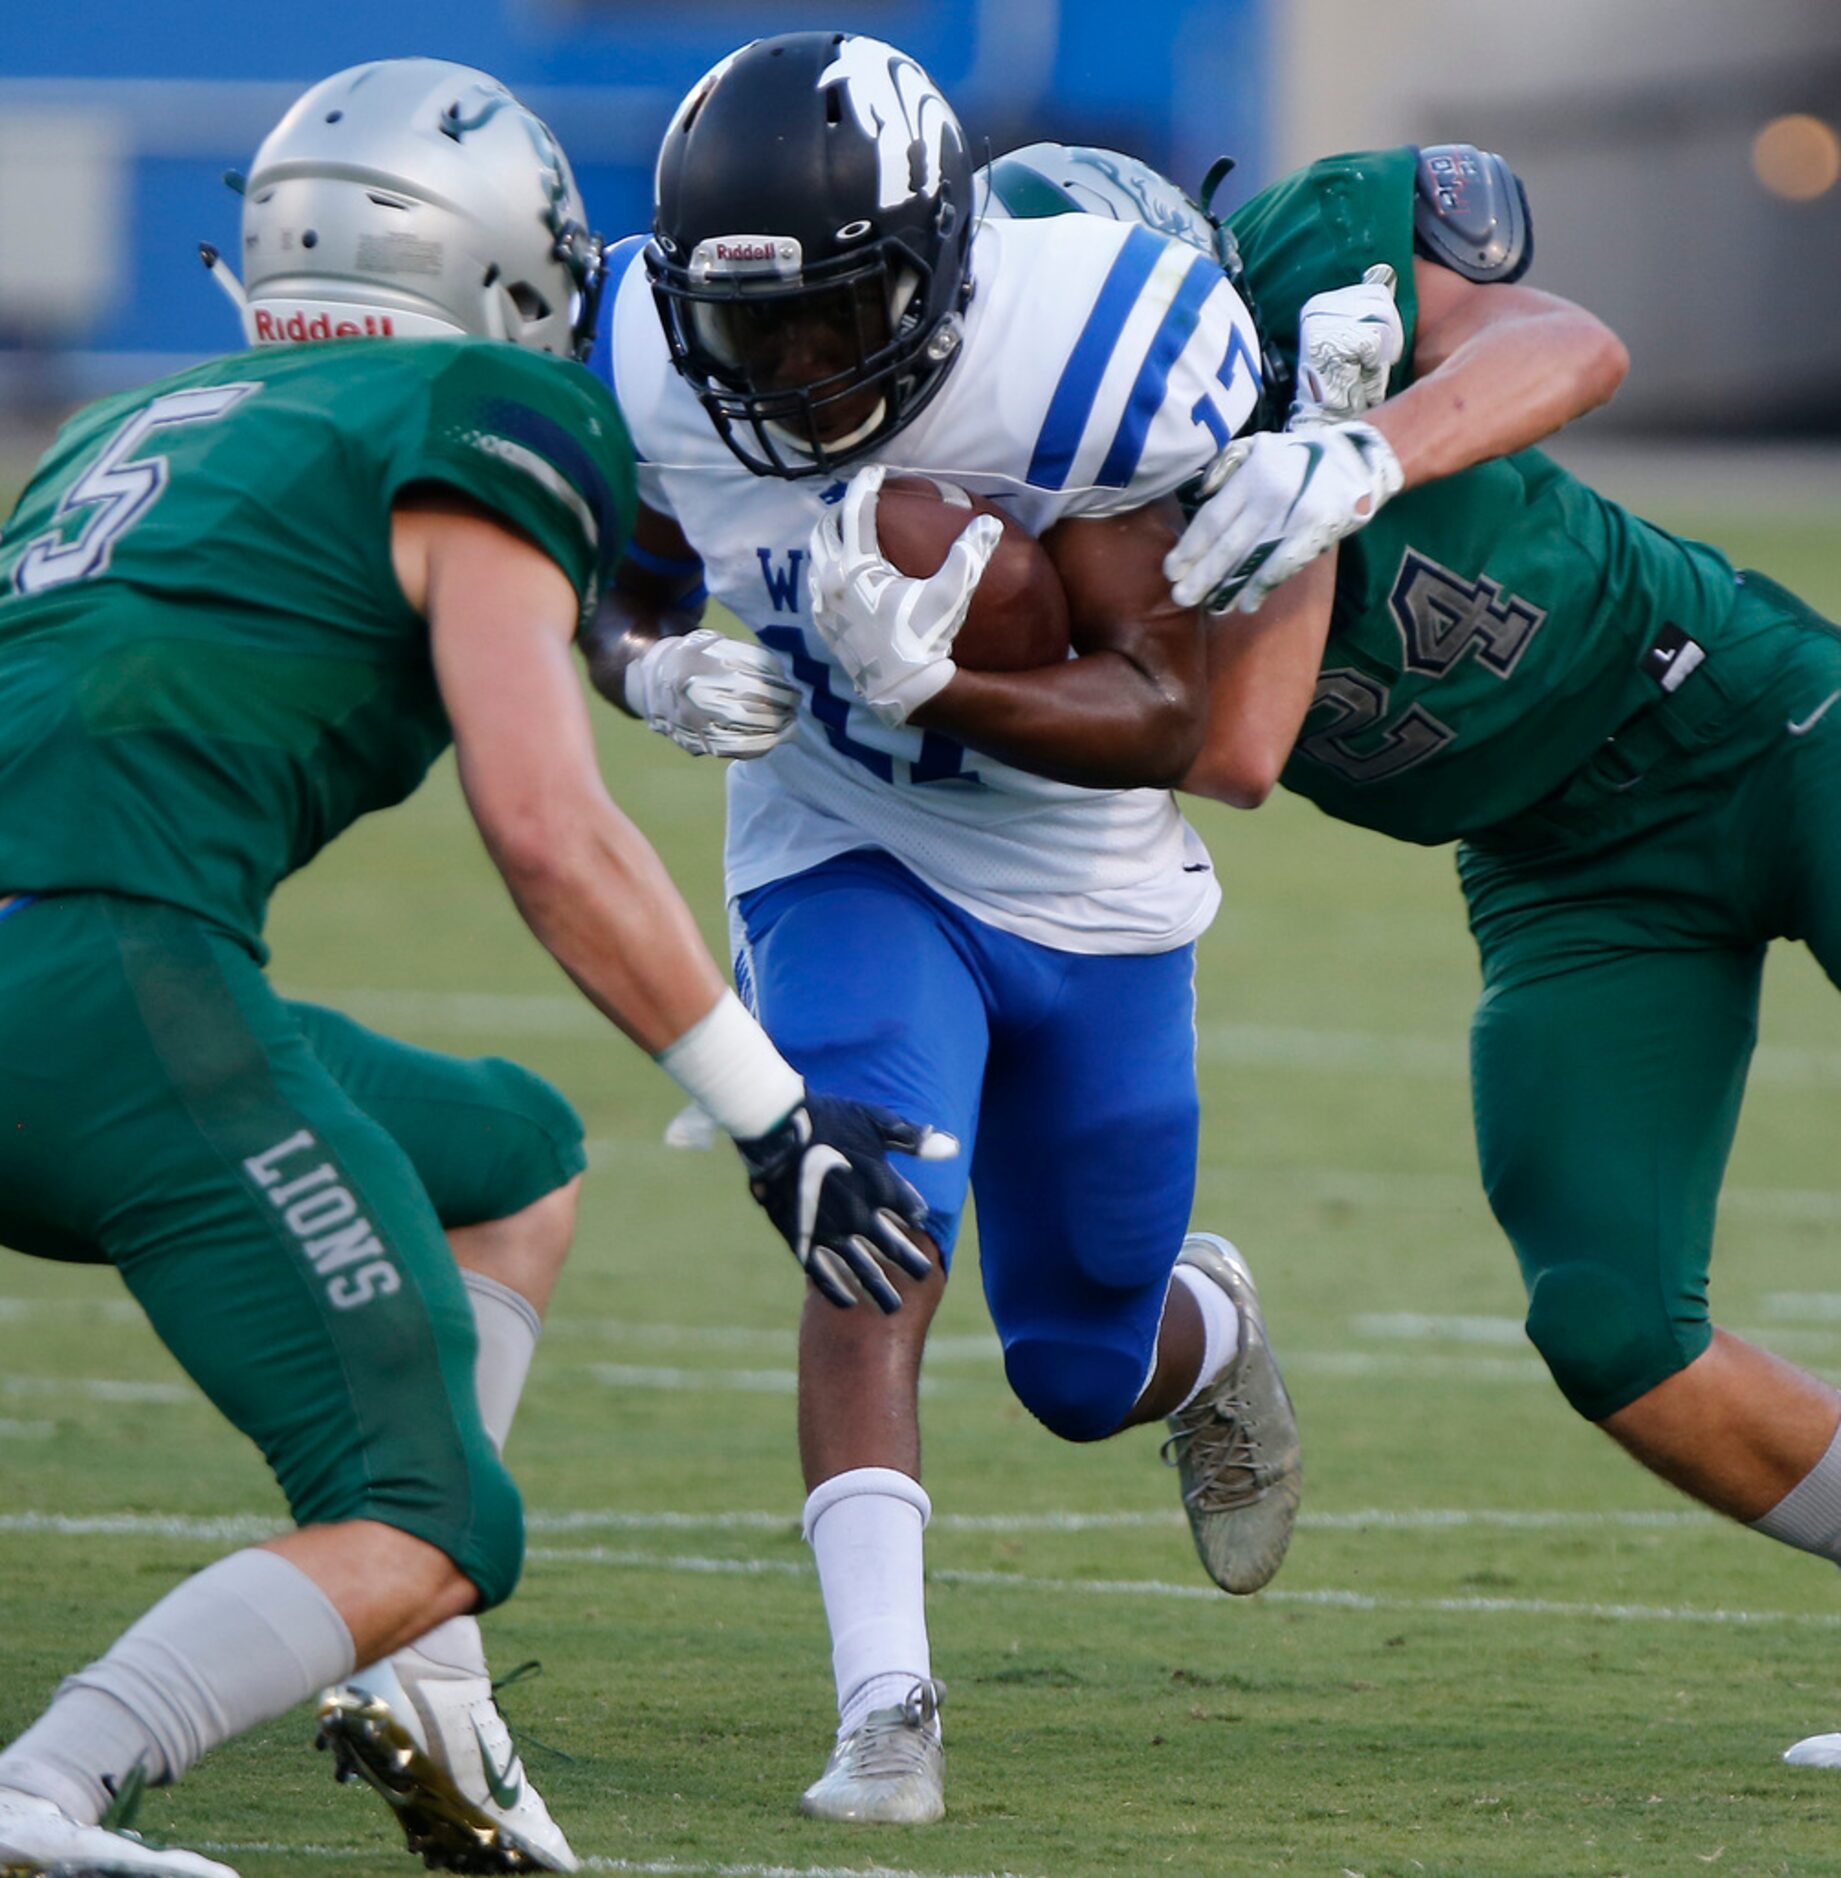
[{"left": 647, "top": 32, "right": 976, "bottom": 478}]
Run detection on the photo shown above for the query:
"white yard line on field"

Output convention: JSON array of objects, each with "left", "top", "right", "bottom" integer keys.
[
  {"left": 0, "top": 1297, "right": 141, "bottom": 1323},
  {"left": 288, "top": 987, "right": 1841, "bottom": 1096},
  {"left": 578, "top": 1863, "right": 1050, "bottom": 1878},
  {"left": 1354, "top": 1311, "right": 1525, "bottom": 1344},
  {"left": 2, "top": 1375, "right": 191, "bottom": 1404},
  {"left": 11, "top": 1304, "right": 1836, "bottom": 1375},
  {"left": 547, "top": 1321, "right": 1001, "bottom": 1363},
  {"left": 0, "top": 1506, "right": 1717, "bottom": 1543},
  {"left": 526, "top": 1545, "right": 1841, "bottom": 1629},
  {"left": 569, "top": 1353, "right": 1554, "bottom": 1388},
  {"left": 1353, "top": 1312, "right": 1841, "bottom": 1359},
  {"left": 584, "top": 1363, "right": 957, "bottom": 1397},
  {"left": 203, "top": 1847, "right": 1048, "bottom": 1878},
  {"left": 572, "top": 1136, "right": 1841, "bottom": 1229},
  {"left": 1765, "top": 1293, "right": 1841, "bottom": 1320}
]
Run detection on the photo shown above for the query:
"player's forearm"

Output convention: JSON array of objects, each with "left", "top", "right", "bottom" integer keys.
[
  {"left": 1181, "top": 555, "right": 1337, "bottom": 809},
  {"left": 1371, "top": 306, "right": 1628, "bottom": 489},
  {"left": 479, "top": 786, "right": 729, "bottom": 1055},
  {"left": 912, "top": 654, "right": 1203, "bottom": 790}
]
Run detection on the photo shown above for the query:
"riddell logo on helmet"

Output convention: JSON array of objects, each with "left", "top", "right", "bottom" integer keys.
[
  {"left": 689, "top": 234, "right": 802, "bottom": 279},
  {"left": 251, "top": 308, "right": 396, "bottom": 341}
]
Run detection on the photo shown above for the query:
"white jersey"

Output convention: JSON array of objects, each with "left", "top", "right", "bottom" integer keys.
[{"left": 604, "top": 213, "right": 1264, "bottom": 955}]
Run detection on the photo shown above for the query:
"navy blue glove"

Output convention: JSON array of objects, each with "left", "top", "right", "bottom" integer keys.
[{"left": 735, "top": 1092, "right": 956, "bottom": 1311}]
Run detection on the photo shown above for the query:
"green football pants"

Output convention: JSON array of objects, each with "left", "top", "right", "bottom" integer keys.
[
  {"left": 0, "top": 894, "right": 585, "bottom": 1607},
  {"left": 1459, "top": 572, "right": 1841, "bottom": 1421}
]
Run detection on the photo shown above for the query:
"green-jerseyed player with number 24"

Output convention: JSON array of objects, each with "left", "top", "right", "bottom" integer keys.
[
  {"left": 980, "top": 139, "right": 1841, "bottom": 1767},
  {"left": 0, "top": 59, "right": 948, "bottom": 1878}
]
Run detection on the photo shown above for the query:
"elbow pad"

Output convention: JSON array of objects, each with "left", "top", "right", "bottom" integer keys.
[{"left": 1413, "top": 144, "right": 1533, "bottom": 284}]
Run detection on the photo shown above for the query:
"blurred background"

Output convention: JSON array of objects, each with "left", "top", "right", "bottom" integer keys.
[{"left": 3, "top": 0, "right": 1840, "bottom": 439}]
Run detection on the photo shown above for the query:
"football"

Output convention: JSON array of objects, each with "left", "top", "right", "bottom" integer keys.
[{"left": 875, "top": 475, "right": 1071, "bottom": 672}]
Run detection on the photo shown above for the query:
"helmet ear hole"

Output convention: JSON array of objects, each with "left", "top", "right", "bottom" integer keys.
[{"left": 507, "top": 282, "right": 551, "bottom": 322}]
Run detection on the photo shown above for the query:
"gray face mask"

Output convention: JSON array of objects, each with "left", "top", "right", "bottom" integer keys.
[{"left": 203, "top": 57, "right": 603, "bottom": 360}]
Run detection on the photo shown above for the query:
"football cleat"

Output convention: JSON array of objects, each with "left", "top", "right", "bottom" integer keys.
[
  {"left": 1161, "top": 1233, "right": 1303, "bottom": 1594},
  {"left": 798, "top": 1680, "right": 945, "bottom": 1825},
  {"left": 315, "top": 1671, "right": 578, "bottom": 1874},
  {"left": 1785, "top": 1733, "right": 1841, "bottom": 1767},
  {"left": 0, "top": 1785, "right": 240, "bottom": 1878}
]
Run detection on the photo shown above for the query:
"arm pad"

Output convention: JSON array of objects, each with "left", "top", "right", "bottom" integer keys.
[{"left": 1413, "top": 144, "right": 1533, "bottom": 284}]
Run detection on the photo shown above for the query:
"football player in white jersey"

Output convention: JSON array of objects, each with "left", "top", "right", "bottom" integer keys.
[{"left": 588, "top": 31, "right": 1334, "bottom": 1823}]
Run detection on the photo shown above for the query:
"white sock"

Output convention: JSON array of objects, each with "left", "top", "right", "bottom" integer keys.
[
  {"left": 461, "top": 1268, "right": 542, "bottom": 1454},
  {"left": 0, "top": 1549, "right": 354, "bottom": 1823},
  {"left": 1171, "top": 1262, "right": 1241, "bottom": 1413},
  {"left": 803, "top": 1467, "right": 936, "bottom": 1741},
  {"left": 1753, "top": 1418, "right": 1841, "bottom": 1561},
  {"left": 349, "top": 1269, "right": 542, "bottom": 1709}
]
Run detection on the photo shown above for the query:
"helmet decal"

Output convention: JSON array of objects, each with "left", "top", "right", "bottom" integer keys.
[
  {"left": 1075, "top": 151, "right": 1215, "bottom": 249},
  {"left": 439, "top": 86, "right": 513, "bottom": 141},
  {"left": 819, "top": 37, "right": 958, "bottom": 211}
]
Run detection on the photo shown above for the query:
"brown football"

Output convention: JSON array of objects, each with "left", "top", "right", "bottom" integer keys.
[{"left": 876, "top": 475, "right": 1071, "bottom": 672}]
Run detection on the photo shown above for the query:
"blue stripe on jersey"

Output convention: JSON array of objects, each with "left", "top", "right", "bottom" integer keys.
[
  {"left": 1027, "top": 226, "right": 1167, "bottom": 492},
  {"left": 595, "top": 233, "right": 651, "bottom": 457},
  {"left": 1094, "top": 254, "right": 1225, "bottom": 490},
  {"left": 0, "top": 894, "right": 39, "bottom": 926}
]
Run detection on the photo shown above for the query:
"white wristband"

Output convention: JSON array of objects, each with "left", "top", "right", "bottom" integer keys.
[{"left": 655, "top": 990, "right": 805, "bottom": 1141}]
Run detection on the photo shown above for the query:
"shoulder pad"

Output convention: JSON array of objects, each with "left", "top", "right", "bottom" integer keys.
[{"left": 1412, "top": 145, "right": 1533, "bottom": 284}]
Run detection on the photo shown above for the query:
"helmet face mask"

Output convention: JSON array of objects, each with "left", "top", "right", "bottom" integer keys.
[
  {"left": 216, "top": 59, "right": 605, "bottom": 360},
  {"left": 648, "top": 32, "right": 974, "bottom": 479}
]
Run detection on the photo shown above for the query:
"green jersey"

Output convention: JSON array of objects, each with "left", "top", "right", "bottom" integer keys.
[
  {"left": 0, "top": 339, "right": 633, "bottom": 953},
  {"left": 1229, "top": 149, "right": 1741, "bottom": 844}
]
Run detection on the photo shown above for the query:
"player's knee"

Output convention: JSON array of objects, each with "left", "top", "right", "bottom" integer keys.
[
  {"left": 1004, "top": 1335, "right": 1143, "bottom": 1443},
  {"left": 367, "top": 1449, "right": 526, "bottom": 1611},
  {"left": 1523, "top": 1260, "right": 1699, "bottom": 1422},
  {"left": 474, "top": 1056, "right": 586, "bottom": 1208},
  {"left": 450, "top": 1449, "right": 526, "bottom": 1611},
  {"left": 277, "top": 1422, "right": 526, "bottom": 1610}
]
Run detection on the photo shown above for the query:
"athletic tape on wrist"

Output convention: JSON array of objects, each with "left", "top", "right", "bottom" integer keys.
[{"left": 655, "top": 989, "right": 804, "bottom": 1141}]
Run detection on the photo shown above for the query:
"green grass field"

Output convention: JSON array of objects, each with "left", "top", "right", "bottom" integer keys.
[{"left": 4, "top": 509, "right": 1841, "bottom": 1877}]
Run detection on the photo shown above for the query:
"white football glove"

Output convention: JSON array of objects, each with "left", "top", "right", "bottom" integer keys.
[
  {"left": 1290, "top": 264, "right": 1404, "bottom": 427},
  {"left": 808, "top": 463, "right": 1003, "bottom": 727},
  {"left": 1165, "top": 422, "right": 1404, "bottom": 616},
  {"left": 624, "top": 627, "right": 799, "bottom": 758}
]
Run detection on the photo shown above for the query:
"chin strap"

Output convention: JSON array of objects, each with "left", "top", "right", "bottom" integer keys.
[
  {"left": 198, "top": 243, "right": 248, "bottom": 313},
  {"left": 763, "top": 397, "right": 890, "bottom": 461}
]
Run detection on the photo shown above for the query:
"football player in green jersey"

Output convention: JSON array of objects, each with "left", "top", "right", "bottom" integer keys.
[
  {"left": 0, "top": 61, "right": 946, "bottom": 1878},
  {"left": 981, "top": 141, "right": 1841, "bottom": 1765}
]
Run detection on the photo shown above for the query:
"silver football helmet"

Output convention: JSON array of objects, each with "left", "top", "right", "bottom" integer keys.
[
  {"left": 203, "top": 58, "right": 603, "bottom": 358},
  {"left": 976, "top": 142, "right": 1222, "bottom": 260}
]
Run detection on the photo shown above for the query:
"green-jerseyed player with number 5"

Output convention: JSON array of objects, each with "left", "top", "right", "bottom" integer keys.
[
  {"left": 984, "top": 140, "right": 1841, "bottom": 1765},
  {"left": 0, "top": 60, "right": 945, "bottom": 1878}
]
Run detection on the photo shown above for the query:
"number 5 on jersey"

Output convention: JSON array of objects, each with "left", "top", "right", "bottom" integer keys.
[{"left": 12, "top": 384, "right": 259, "bottom": 596}]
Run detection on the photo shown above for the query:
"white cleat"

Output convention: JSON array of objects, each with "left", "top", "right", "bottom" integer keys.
[
  {"left": 1162, "top": 1233, "right": 1303, "bottom": 1594},
  {"left": 315, "top": 1670, "right": 579, "bottom": 1874},
  {"left": 798, "top": 1680, "right": 945, "bottom": 1825},
  {"left": 0, "top": 1785, "right": 240, "bottom": 1878},
  {"left": 1785, "top": 1733, "right": 1841, "bottom": 1767}
]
